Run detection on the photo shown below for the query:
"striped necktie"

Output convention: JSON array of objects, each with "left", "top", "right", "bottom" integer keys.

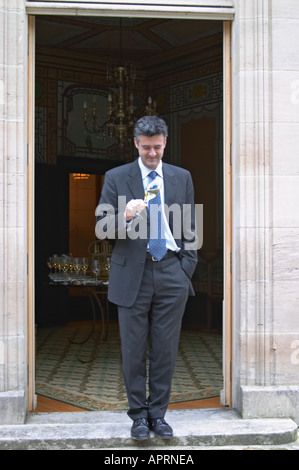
[{"left": 147, "top": 171, "right": 167, "bottom": 261}]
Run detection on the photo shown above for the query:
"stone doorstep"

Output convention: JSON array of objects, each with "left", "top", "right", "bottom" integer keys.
[{"left": 0, "top": 408, "right": 297, "bottom": 450}]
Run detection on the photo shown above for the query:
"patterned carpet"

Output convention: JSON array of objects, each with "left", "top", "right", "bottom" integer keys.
[{"left": 36, "top": 322, "right": 223, "bottom": 411}]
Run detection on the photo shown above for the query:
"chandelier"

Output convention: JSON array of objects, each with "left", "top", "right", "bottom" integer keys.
[
  {"left": 82, "top": 20, "right": 156, "bottom": 148},
  {"left": 106, "top": 62, "right": 136, "bottom": 145}
]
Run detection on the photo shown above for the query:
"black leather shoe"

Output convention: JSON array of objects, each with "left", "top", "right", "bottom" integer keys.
[
  {"left": 149, "top": 418, "right": 173, "bottom": 438},
  {"left": 131, "top": 418, "right": 150, "bottom": 440}
]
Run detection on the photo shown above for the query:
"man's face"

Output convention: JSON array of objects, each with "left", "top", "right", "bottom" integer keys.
[{"left": 134, "top": 134, "right": 167, "bottom": 170}]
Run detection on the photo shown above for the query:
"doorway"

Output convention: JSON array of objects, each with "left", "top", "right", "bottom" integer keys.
[{"left": 28, "top": 15, "right": 232, "bottom": 412}]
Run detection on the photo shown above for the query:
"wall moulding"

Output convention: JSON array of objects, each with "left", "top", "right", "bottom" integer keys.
[
  {"left": 232, "top": 1, "right": 275, "bottom": 396},
  {"left": 25, "top": 1, "right": 235, "bottom": 20}
]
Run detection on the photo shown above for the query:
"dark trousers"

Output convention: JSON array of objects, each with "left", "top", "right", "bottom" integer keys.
[{"left": 117, "top": 254, "right": 190, "bottom": 420}]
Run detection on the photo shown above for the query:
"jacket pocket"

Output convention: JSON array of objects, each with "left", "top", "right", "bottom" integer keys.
[{"left": 111, "top": 252, "right": 126, "bottom": 267}]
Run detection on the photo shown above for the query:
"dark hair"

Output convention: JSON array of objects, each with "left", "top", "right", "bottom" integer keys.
[{"left": 133, "top": 116, "right": 168, "bottom": 142}]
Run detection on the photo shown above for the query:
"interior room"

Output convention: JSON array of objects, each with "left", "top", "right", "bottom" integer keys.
[{"left": 33, "top": 15, "right": 224, "bottom": 412}]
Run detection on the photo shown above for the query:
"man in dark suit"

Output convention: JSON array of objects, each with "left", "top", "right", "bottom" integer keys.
[{"left": 96, "top": 116, "right": 198, "bottom": 440}]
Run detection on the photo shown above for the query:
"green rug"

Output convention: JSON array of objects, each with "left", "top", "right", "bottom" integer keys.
[{"left": 36, "top": 323, "right": 222, "bottom": 411}]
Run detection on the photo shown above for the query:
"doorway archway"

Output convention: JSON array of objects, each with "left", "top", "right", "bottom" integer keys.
[{"left": 27, "top": 12, "right": 232, "bottom": 412}]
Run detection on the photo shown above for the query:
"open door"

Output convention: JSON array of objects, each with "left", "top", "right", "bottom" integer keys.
[{"left": 27, "top": 14, "right": 233, "bottom": 411}]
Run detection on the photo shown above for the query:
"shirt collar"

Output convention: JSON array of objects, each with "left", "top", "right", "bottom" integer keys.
[{"left": 138, "top": 157, "right": 163, "bottom": 180}]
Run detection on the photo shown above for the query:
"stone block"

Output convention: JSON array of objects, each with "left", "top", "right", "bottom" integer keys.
[
  {"left": 0, "top": 390, "right": 26, "bottom": 425},
  {"left": 240, "top": 385, "right": 299, "bottom": 424}
]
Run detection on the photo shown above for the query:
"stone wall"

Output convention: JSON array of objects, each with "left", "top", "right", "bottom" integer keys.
[
  {"left": 0, "top": 0, "right": 28, "bottom": 424},
  {"left": 232, "top": 0, "right": 299, "bottom": 422}
]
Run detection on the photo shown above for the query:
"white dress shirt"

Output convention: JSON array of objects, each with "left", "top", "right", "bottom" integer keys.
[{"left": 138, "top": 157, "right": 179, "bottom": 253}]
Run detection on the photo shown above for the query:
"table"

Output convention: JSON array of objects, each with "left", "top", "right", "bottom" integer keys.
[{"left": 49, "top": 277, "right": 109, "bottom": 363}]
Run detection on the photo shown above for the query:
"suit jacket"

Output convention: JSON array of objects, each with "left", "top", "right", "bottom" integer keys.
[{"left": 95, "top": 159, "right": 198, "bottom": 307}]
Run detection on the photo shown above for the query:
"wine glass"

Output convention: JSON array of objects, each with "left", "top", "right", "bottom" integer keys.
[
  {"left": 135, "top": 180, "right": 161, "bottom": 219},
  {"left": 47, "top": 256, "right": 55, "bottom": 281},
  {"left": 104, "top": 257, "right": 111, "bottom": 272},
  {"left": 55, "top": 256, "right": 64, "bottom": 281},
  {"left": 73, "top": 257, "right": 81, "bottom": 280},
  {"left": 81, "top": 257, "right": 88, "bottom": 277},
  {"left": 144, "top": 180, "right": 161, "bottom": 204},
  {"left": 68, "top": 257, "right": 74, "bottom": 280},
  {"left": 47, "top": 256, "right": 53, "bottom": 271},
  {"left": 91, "top": 259, "right": 101, "bottom": 284},
  {"left": 60, "top": 256, "right": 71, "bottom": 283},
  {"left": 52, "top": 254, "right": 59, "bottom": 271}
]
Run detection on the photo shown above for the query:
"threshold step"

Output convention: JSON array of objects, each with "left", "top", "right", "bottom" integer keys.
[{"left": 0, "top": 409, "right": 297, "bottom": 450}]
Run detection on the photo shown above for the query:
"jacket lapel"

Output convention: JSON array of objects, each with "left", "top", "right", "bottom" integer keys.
[
  {"left": 127, "top": 160, "right": 144, "bottom": 199},
  {"left": 162, "top": 163, "right": 179, "bottom": 239},
  {"left": 162, "top": 163, "right": 177, "bottom": 205}
]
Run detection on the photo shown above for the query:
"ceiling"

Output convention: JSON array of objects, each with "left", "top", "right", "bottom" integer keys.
[{"left": 35, "top": 16, "right": 223, "bottom": 67}]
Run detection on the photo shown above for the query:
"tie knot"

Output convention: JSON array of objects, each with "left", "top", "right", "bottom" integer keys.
[{"left": 148, "top": 170, "right": 157, "bottom": 181}]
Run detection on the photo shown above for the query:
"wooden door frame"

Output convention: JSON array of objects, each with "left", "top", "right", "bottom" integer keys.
[
  {"left": 27, "top": 14, "right": 36, "bottom": 411},
  {"left": 26, "top": 14, "right": 233, "bottom": 410},
  {"left": 223, "top": 21, "right": 232, "bottom": 407}
]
